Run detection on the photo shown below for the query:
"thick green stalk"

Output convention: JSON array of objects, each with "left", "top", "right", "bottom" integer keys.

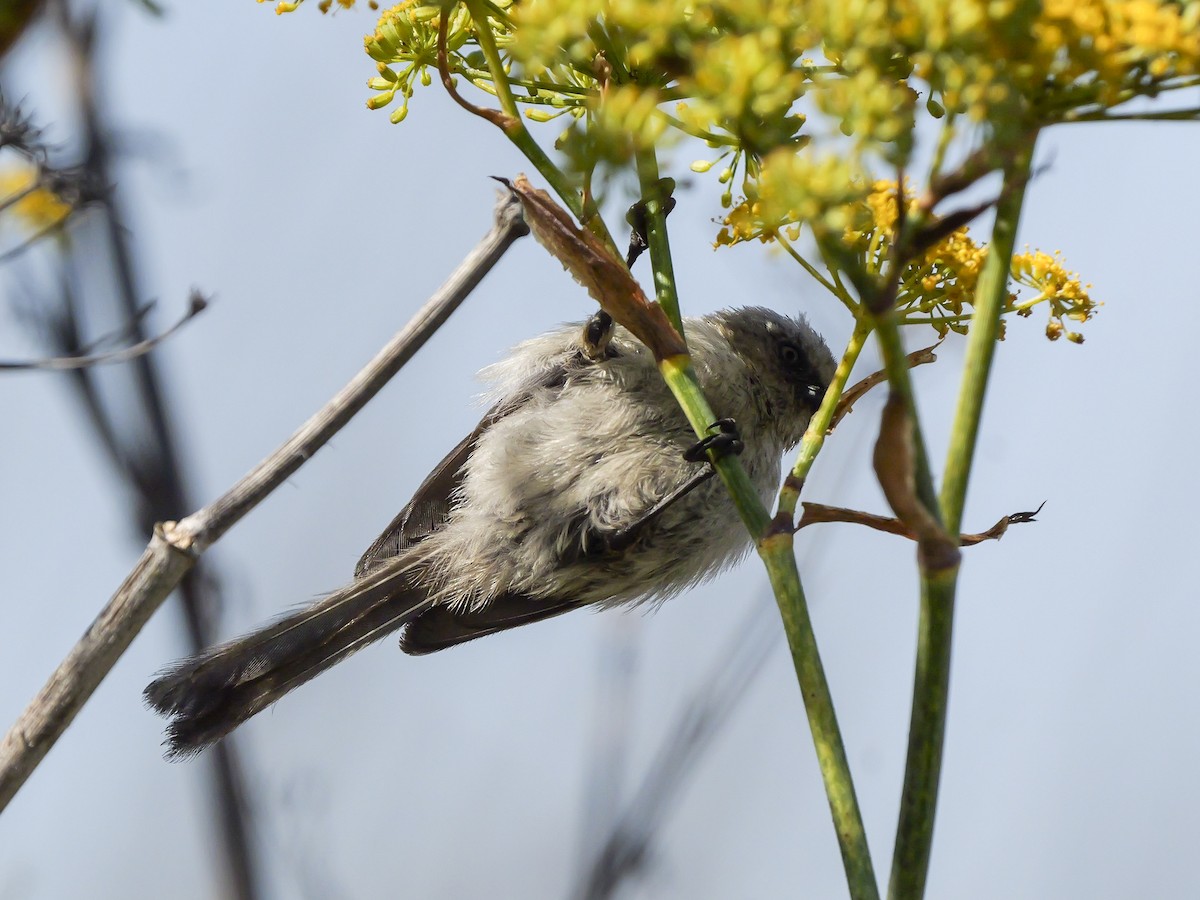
[
  {"left": 659, "top": 356, "right": 879, "bottom": 900},
  {"left": 640, "top": 151, "right": 877, "bottom": 896},
  {"left": 759, "top": 539, "right": 879, "bottom": 900},
  {"left": 939, "top": 139, "right": 1037, "bottom": 535},
  {"left": 873, "top": 299, "right": 953, "bottom": 900},
  {"left": 657, "top": 356, "right": 771, "bottom": 532},
  {"left": 887, "top": 565, "right": 958, "bottom": 900},
  {"left": 888, "top": 136, "right": 1038, "bottom": 900}
]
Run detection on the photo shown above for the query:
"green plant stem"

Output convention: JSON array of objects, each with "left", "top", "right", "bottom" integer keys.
[
  {"left": 759, "top": 536, "right": 880, "bottom": 900},
  {"left": 638, "top": 152, "right": 877, "bottom": 898},
  {"left": 634, "top": 148, "right": 684, "bottom": 335},
  {"left": 1064, "top": 106, "right": 1200, "bottom": 122},
  {"left": 888, "top": 136, "right": 1037, "bottom": 900},
  {"left": 656, "top": 356, "right": 770, "bottom": 532},
  {"left": 777, "top": 321, "right": 871, "bottom": 521},
  {"left": 463, "top": 0, "right": 620, "bottom": 255},
  {"left": 869, "top": 306, "right": 949, "bottom": 900},
  {"left": 887, "top": 565, "right": 958, "bottom": 900},
  {"left": 939, "top": 138, "right": 1036, "bottom": 536},
  {"left": 659, "top": 358, "right": 880, "bottom": 900},
  {"left": 776, "top": 231, "right": 848, "bottom": 305}
]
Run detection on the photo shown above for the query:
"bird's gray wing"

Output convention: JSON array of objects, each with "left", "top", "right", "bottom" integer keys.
[{"left": 353, "top": 359, "right": 577, "bottom": 579}]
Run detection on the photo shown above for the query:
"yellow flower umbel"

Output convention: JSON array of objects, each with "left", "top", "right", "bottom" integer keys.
[
  {"left": 721, "top": 176, "right": 1097, "bottom": 343},
  {"left": 262, "top": 0, "right": 1155, "bottom": 347},
  {"left": 365, "top": 2, "right": 475, "bottom": 123},
  {"left": 0, "top": 167, "right": 70, "bottom": 233},
  {"left": 1010, "top": 249, "right": 1097, "bottom": 342}
]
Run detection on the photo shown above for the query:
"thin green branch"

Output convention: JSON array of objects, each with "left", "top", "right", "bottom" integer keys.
[
  {"left": 656, "top": 357, "right": 771, "bottom": 532},
  {"left": 817, "top": 242, "right": 853, "bottom": 301},
  {"left": 896, "top": 315, "right": 970, "bottom": 326},
  {"left": 887, "top": 567, "right": 958, "bottom": 900},
  {"left": 888, "top": 135, "right": 1038, "bottom": 900},
  {"left": 634, "top": 148, "right": 685, "bottom": 335},
  {"left": 777, "top": 321, "right": 871, "bottom": 521},
  {"left": 464, "top": 0, "right": 520, "bottom": 118},
  {"left": 1062, "top": 105, "right": 1200, "bottom": 123},
  {"left": 458, "top": 69, "right": 594, "bottom": 101},
  {"left": 639, "top": 165, "right": 877, "bottom": 897},
  {"left": 758, "top": 541, "right": 880, "bottom": 900},
  {"left": 655, "top": 108, "right": 740, "bottom": 145},
  {"left": 776, "top": 230, "right": 850, "bottom": 305},
  {"left": 462, "top": 0, "right": 620, "bottom": 255},
  {"left": 659, "top": 360, "right": 880, "bottom": 900},
  {"left": 925, "top": 108, "right": 960, "bottom": 185}
]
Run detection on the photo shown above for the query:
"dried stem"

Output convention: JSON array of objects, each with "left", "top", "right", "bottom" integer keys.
[
  {"left": 0, "top": 291, "right": 207, "bottom": 371},
  {"left": 0, "top": 192, "right": 528, "bottom": 813}
]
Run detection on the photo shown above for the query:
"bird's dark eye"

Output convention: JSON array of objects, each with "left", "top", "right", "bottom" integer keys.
[{"left": 779, "top": 341, "right": 802, "bottom": 367}]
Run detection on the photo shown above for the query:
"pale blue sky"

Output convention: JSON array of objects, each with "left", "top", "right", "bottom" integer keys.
[{"left": 2, "top": 4, "right": 1198, "bottom": 899}]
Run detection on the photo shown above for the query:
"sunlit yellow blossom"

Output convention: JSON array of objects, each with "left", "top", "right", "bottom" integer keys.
[
  {"left": 1010, "top": 247, "right": 1097, "bottom": 340},
  {"left": 265, "top": 0, "right": 1140, "bottom": 347},
  {"left": 723, "top": 178, "right": 1097, "bottom": 342},
  {"left": 717, "top": 148, "right": 870, "bottom": 246},
  {"left": 0, "top": 167, "right": 70, "bottom": 232},
  {"left": 364, "top": 1, "right": 475, "bottom": 122},
  {"left": 263, "top": 0, "right": 363, "bottom": 12}
]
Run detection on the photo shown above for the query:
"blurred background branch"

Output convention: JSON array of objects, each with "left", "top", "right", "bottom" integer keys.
[{"left": 2, "top": 1, "right": 261, "bottom": 895}]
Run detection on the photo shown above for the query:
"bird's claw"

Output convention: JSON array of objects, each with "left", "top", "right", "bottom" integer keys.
[{"left": 684, "top": 418, "right": 744, "bottom": 462}]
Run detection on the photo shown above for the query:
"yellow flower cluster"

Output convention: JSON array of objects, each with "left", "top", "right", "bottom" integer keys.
[
  {"left": 364, "top": 1, "right": 475, "bottom": 123},
  {"left": 869, "top": 183, "right": 1095, "bottom": 342},
  {"left": 505, "top": 0, "right": 821, "bottom": 168},
  {"left": 264, "top": 0, "right": 1165, "bottom": 348},
  {"left": 716, "top": 149, "right": 869, "bottom": 246},
  {"left": 261, "top": 0, "right": 362, "bottom": 14},
  {"left": 850, "top": 182, "right": 996, "bottom": 332},
  {"left": 0, "top": 167, "right": 70, "bottom": 232},
  {"left": 271, "top": 0, "right": 1198, "bottom": 148},
  {"left": 1032, "top": 0, "right": 1200, "bottom": 107},
  {"left": 895, "top": 0, "right": 1200, "bottom": 124},
  {"left": 1010, "top": 249, "right": 1097, "bottom": 342},
  {"left": 722, "top": 177, "right": 1096, "bottom": 342}
]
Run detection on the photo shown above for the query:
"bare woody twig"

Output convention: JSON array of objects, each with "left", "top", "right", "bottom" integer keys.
[
  {"left": 831, "top": 340, "right": 941, "bottom": 430},
  {"left": 0, "top": 291, "right": 207, "bottom": 371},
  {"left": 796, "top": 500, "right": 1045, "bottom": 545},
  {"left": 0, "top": 192, "right": 528, "bottom": 813},
  {"left": 46, "top": 1, "right": 258, "bottom": 891}
]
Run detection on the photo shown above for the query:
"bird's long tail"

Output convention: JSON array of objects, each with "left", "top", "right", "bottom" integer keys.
[{"left": 144, "top": 564, "right": 429, "bottom": 757}]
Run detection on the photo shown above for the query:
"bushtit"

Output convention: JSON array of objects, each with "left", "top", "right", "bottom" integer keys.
[{"left": 146, "top": 306, "right": 835, "bottom": 755}]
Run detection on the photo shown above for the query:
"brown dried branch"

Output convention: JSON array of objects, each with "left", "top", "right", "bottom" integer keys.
[
  {"left": 873, "top": 393, "right": 961, "bottom": 571},
  {"left": 796, "top": 500, "right": 1044, "bottom": 545},
  {"left": 497, "top": 175, "right": 687, "bottom": 360},
  {"left": 831, "top": 339, "right": 942, "bottom": 430},
  {"left": 0, "top": 191, "right": 528, "bottom": 814},
  {"left": 0, "top": 291, "right": 207, "bottom": 371}
]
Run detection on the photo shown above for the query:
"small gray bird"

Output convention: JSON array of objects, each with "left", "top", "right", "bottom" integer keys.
[{"left": 145, "top": 306, "right": 835, "bottom": 755}]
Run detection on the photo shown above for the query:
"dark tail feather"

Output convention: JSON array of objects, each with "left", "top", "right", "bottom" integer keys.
[
  {"left": 145, "top": 566, "right": 428, "bottom": 757},
  {"left": 401, "top": 592, "right": 578, "bottom": 655}
]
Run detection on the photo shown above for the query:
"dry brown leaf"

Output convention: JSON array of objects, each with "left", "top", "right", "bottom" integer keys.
[
  {"left": 832, "top": 340, "right": 942, "bottom": 430},
  {"left": 500, "top": 175, "right": 688, "bottom": 360},
  {"left": 796, "top": 501, "right": 1044, "bottom": 546},
  {"left": 873, "top": 393, "right": 960, "bottom": 570}
]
